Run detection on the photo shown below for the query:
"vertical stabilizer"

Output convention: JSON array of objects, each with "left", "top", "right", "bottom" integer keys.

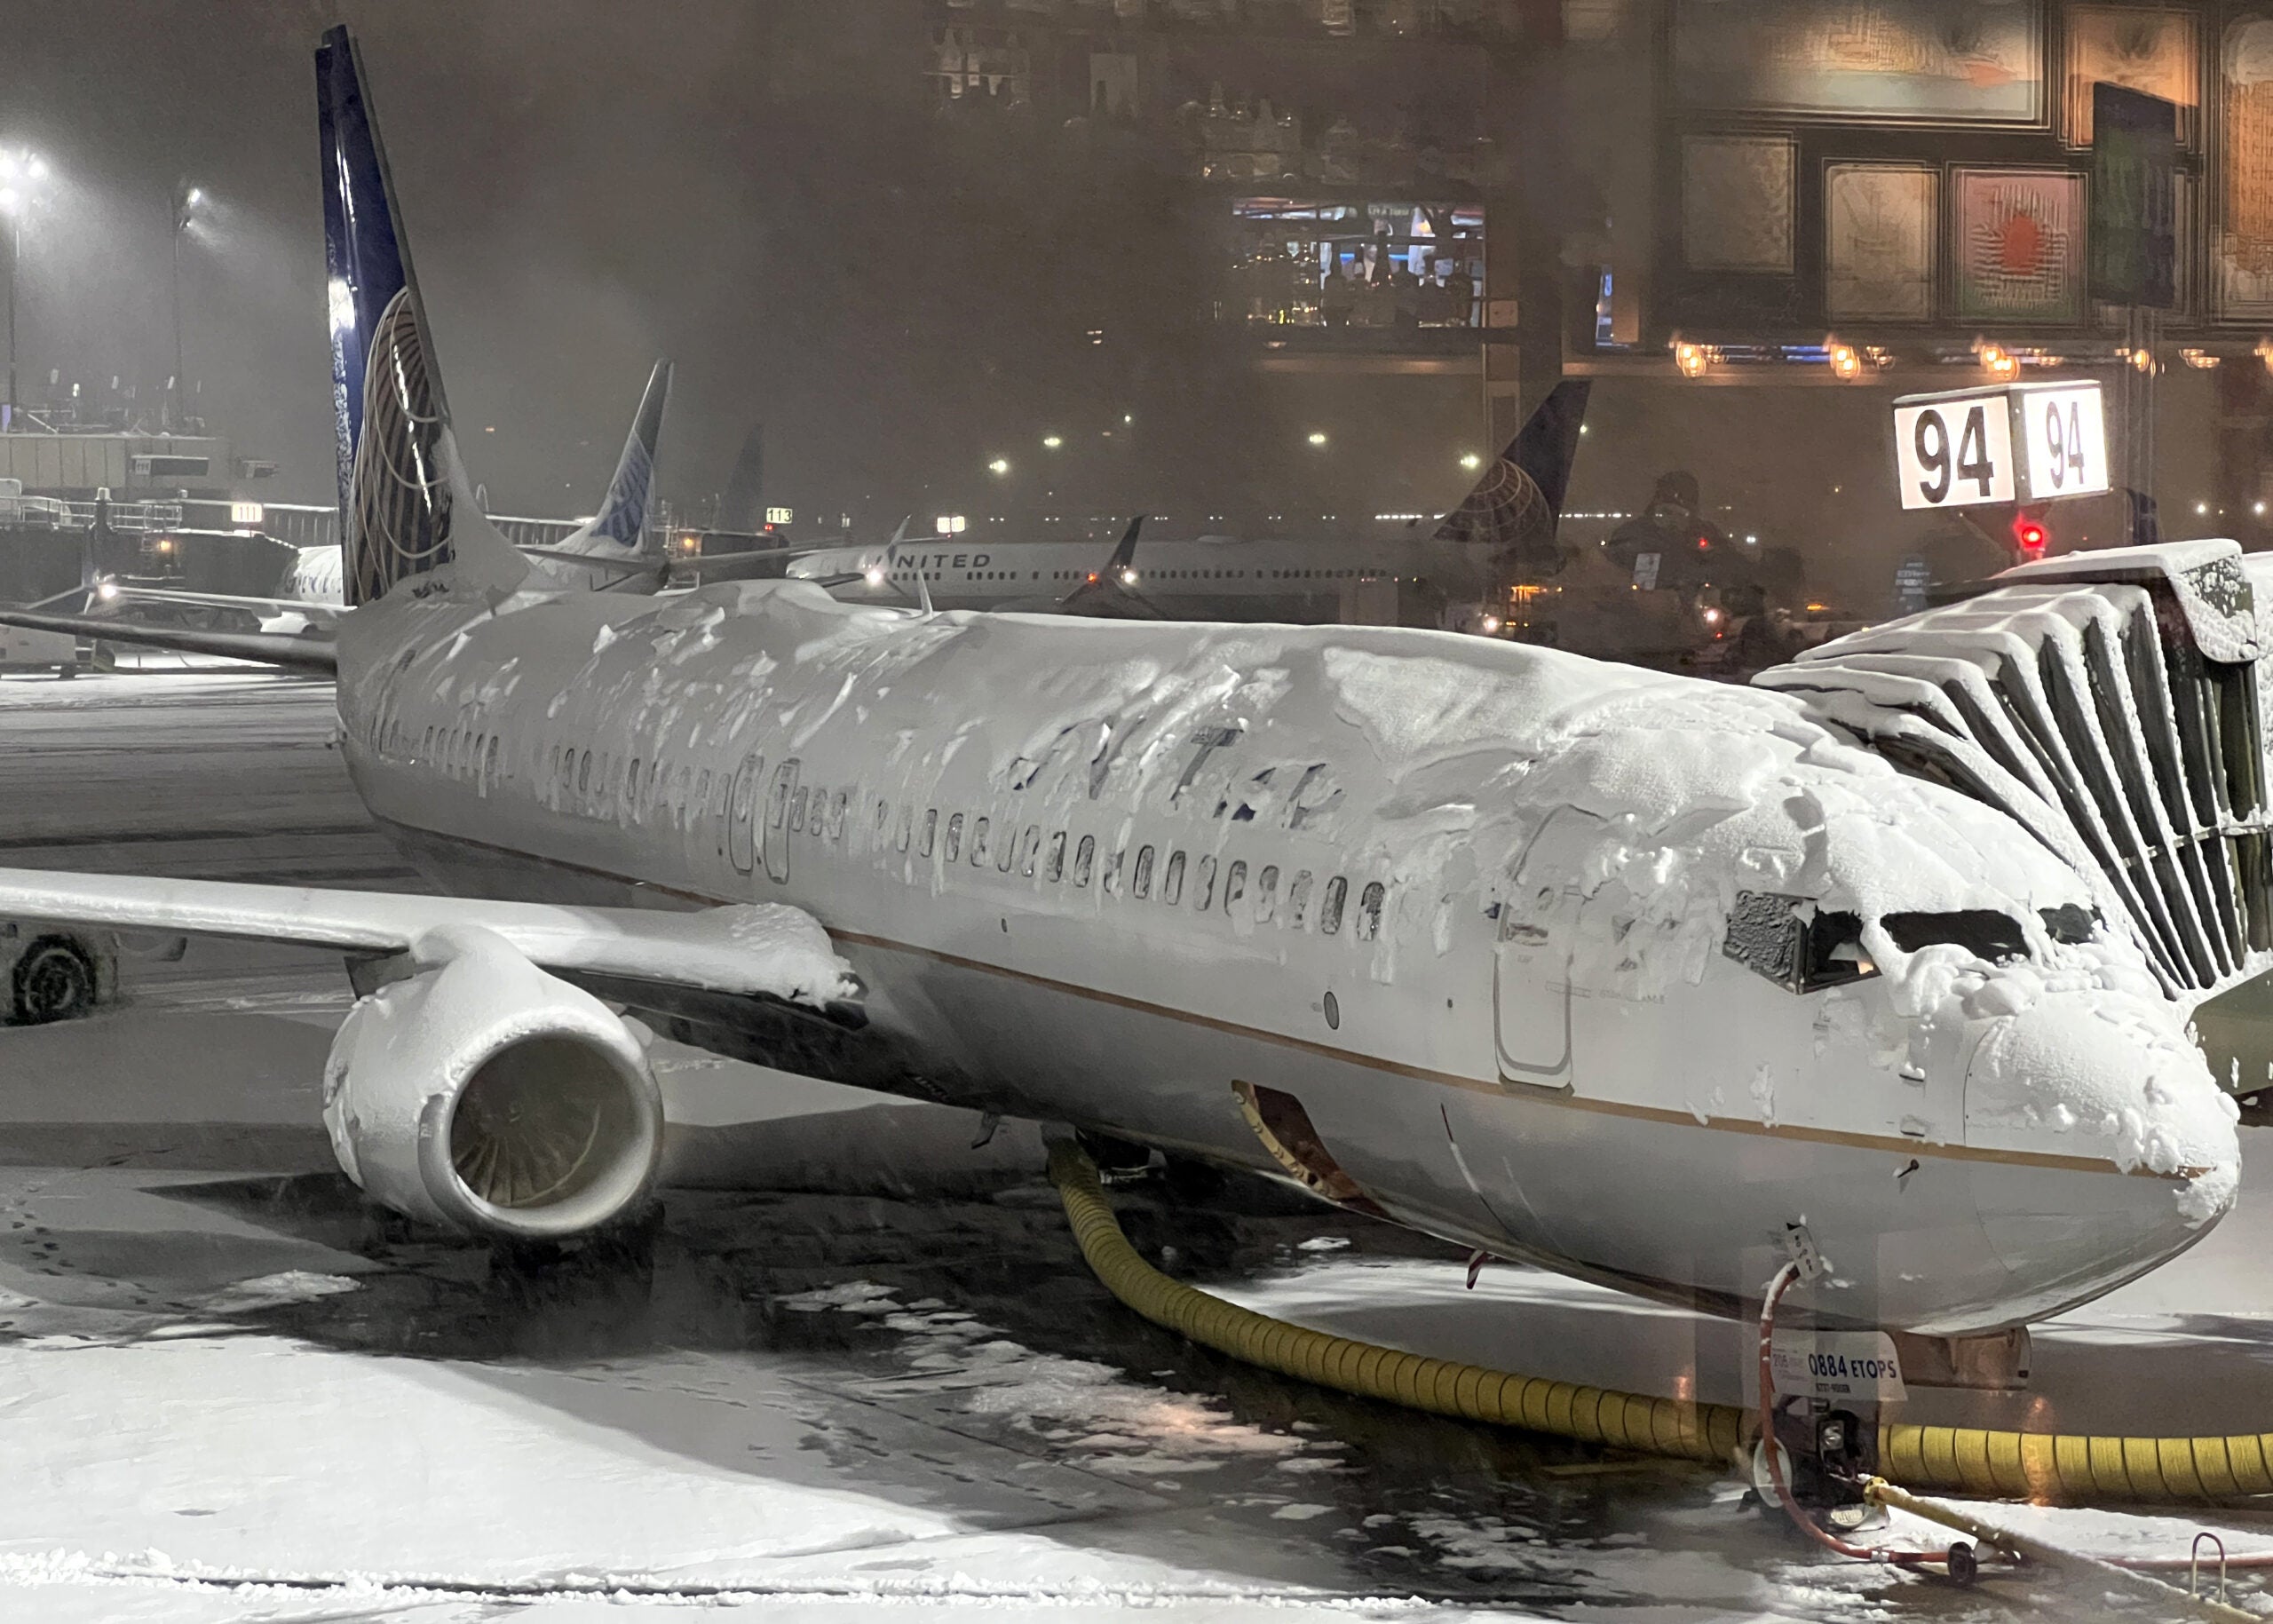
[
  {"left": 316, "top": 26, "right": 525, "bottom": 607},
  {"left": 582, "top": 360, "right": 673, "bottom": 556},
  {"left": 1432, "top": 380, "right": 1590, "bottom": 558}
]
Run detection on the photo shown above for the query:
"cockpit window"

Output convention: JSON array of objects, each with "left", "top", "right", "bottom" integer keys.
[
  {"left": 1883, "top": 910, "right": 2027, "bottom": 963},
  {"left": 2039, "top": 903, "right": 2099, "bottom": 946},
  {"left": 1723, "top": 892, "right": 1877, "bottom": 993}
]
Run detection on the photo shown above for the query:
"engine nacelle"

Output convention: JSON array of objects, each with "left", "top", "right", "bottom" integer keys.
[{"left": 321, "top": 929, "right": 664, "bottom": 1240}]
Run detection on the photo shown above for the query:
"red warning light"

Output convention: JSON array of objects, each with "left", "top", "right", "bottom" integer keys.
[
  {"left": 1696, "top": 536, "right": 1710, "bottom": 551},
  {"left": 2015, "top": 519, "right": 2047, "bottom": 554}
]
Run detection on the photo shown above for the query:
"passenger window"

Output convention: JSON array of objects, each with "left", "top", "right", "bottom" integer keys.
[
  {"left": 1287, "top": 870, "right": 1313, "bottom": 929},
  {"left": 1255, "top": 865, "right": 1279, "bottom": 925},
  {"left": 1046, "top": 830, "right": 1066, "bottom": 881},
  {"left": 1133, "top": 845, "right": 1155, "bottom": 899},
  {"left": 897, "top": 806, "right": 913, "bottom": 853},
  {"left": 875, "top": 799, "right": 889, "bottom": 837},
  {"left": 1103, "top": 848, "right": 1124, "bottom": 895},
  {"left": 830, "top": 788, "right": 847, "bottom": 840},
  {"left": 578, "top": 751, "right": 593, "bottom": 795},
  {"left": 946, "top": 812, "right": 963, "bottom": 863},
  {"left": 1195, "top": 855, "right": 1217, "bottom": 910},
  {"left": 1357, "top": 881, "right": 1384, "bottom": 941},
  {"left": 999, "top": 824, "right": 1021, "bottom": 873},
  {"left": 696, "top": 769, "right": 712, "bottom": 824},
  {"left": 1018, "top": 825, "right": 1041, "bottom": 875},
  {"left": 1162, "top": 851, "right": 1185, "bottom": 905},
  {"left": 1321, "top": 875, "right": 1347, "bottom": 935},
  {"left": 970, "top": 816, "right": 990, "bottom": 866},
  {"left": 1073, "top": 835, "right": 1096, "bottom": 887},
  {"left": 422, "top": 725, "right": 434, "bottom": 761},
  {"left": 789, "top": 787, "right": 808, "bottom": 832},
  {"left": 921, "top": 808, "right": 937, "bottom": 857},
  {"left": 1224, "top": 860, "right": 1247, "bottom": 912},
  {"left": 629, "top": 758, "right": 643, "bottom": 804},
  {"left": 483, "top": 736, "right": 500, "bottom": 794}
]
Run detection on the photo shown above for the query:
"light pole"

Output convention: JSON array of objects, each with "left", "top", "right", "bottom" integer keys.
[
  {"left": 170, "top": 184, "right": 202, "bottom": 432},
  {"left": 0, "top": 150, "right": 43, "bottom": 429},
  {"left": 1, "top": 190, "right": 17, "bottom": 429}
]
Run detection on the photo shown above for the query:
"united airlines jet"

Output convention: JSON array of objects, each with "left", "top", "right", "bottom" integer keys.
[{"left": 0, "top": 27, "right": 2238, "bottom": 1347}]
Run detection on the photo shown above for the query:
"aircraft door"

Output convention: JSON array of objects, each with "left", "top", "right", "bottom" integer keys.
[
  {"left": 727, "top": 753, "right": 764, "bottom": 875},
  {"left": 1493, "top": 806, "right": 1604, "bottom": 1084},
  {"left": 762, "top": 758, "right": 800, "bottom": 883}
]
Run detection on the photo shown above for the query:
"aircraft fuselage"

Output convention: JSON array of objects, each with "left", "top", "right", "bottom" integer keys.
[{"left": 331, "top": 577, "right": 2237, "bottom": 1335}]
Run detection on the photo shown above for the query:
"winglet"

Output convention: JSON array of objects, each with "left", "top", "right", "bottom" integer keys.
[
  {"left": 586, "top": 360, "right": 673, "bottom": 555},
  {"left": 1432, "top": 380, "right": 1590, "bottom": 556}
]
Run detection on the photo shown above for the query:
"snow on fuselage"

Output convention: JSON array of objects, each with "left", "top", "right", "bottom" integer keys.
[{"left": 332, "top": 577, "right": 2238, "bottom": 1335}]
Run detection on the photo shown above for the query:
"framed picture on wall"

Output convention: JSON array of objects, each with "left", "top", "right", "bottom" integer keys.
[
  {"left": 2065, "top": 4, "right": 2200, "bottom": 149},
  {"left": 1952, "top": 168, "right": 2086, "bottom": 322},
  {"left": 2219, "top": 15, "right": 2273, "bottom": 318},
  {"left": 1825, "top": 162, "right": 1937, "bottom": 321},
  {"left": 1672, "top": 0, "right": 2044, "bottom": 124},
  {"left": 1682, "top": 133, "right": 1796, "bottom": 273}
]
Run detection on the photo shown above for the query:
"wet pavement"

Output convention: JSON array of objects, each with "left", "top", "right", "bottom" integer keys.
[{"left": 4, "top": 671, "right": 2272, "bottom": 1621}]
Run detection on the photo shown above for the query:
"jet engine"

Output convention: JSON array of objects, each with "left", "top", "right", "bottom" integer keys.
[{"left": 321, "top": 927, "right": 664, "bottom": 1240}]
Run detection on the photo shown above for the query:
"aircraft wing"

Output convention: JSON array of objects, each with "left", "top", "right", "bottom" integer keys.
[
  {"left": 517, "top": 546, "right": 667, "bottom": 587},
  {"left": 103, "top": 586, "right": 350, "bottom": 622},
  {"left": 0, "top": 605, "right": 338, "bottom": 673},
  {"left": 0, "top": 867, "right": 858, "bottom": 1016}
]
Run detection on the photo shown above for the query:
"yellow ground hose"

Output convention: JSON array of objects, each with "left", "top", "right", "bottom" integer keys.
[
  {"left": 1049, "top": 1141, "right": 1748, "bottom": 1466},
  {"left": 1047, "top": 1142, "right": 2273, "bottom": 1506}
]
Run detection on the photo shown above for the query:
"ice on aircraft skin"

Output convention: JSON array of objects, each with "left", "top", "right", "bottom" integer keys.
[{"left": 0, "top": 24, "right": 2237, "bottom": 1342}]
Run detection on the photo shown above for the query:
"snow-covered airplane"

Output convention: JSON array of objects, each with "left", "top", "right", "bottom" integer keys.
[
  {"left": 81, "top": 360, "right": 676, "bottom": 638},
  {"left": 0, "top": 26, "right": 2239, "bottom": 1347}
]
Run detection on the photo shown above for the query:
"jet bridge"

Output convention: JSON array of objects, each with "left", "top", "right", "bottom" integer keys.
[{"left": 1753, "top": 539, "right": 2273, "bottom": 1088}]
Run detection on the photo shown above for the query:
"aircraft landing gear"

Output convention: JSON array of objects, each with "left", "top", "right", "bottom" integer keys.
[{"left": 1752, "top": 1398, "right": 1884, "bottom": 1536}]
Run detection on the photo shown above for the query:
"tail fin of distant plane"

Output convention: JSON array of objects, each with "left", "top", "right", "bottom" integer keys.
[
  {"left": 1432, "top": 380, "right": 1590, "bottom": 557},
  {"left": 1057, "top": 515, "right": 1166, "bottom": 620},
  {"left": 585, "top": 360, "right": 673, "bottom": 556},
  {"left": 316, "top": 24, "right": 526, "bottom": 608}
]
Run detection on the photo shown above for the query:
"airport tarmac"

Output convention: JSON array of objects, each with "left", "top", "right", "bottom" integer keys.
[{"left": 4, "top": 669, "right": 2273, "bottom": 1621}]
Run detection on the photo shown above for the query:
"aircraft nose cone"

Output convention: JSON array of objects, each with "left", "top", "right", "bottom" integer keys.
[{"left": 1963, "top": 987, "right": 2239, "bottom": 1321}]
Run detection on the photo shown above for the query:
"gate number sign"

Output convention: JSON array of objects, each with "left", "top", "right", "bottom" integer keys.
[{"left": 1892, "top": 382, "right": 2110, "bottom": 511}]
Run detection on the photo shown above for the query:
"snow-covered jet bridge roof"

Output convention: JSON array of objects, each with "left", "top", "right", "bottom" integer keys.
[{"left": 1756, "top": 539, "right": 2270, "bottom": 1005}]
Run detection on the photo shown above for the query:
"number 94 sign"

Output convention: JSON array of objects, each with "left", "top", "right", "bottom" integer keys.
[{"left": 1892, "top": 381, "right": 2110, "bottom": 511}]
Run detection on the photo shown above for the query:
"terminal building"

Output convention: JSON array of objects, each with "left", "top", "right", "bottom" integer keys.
[{"left": 912, "top": 0, "right": 2269, "bottom": 619}]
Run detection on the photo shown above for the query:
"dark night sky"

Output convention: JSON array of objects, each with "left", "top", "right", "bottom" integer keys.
[{"left": 0, "top": 0, "right": 1240, "bottom": 526}]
